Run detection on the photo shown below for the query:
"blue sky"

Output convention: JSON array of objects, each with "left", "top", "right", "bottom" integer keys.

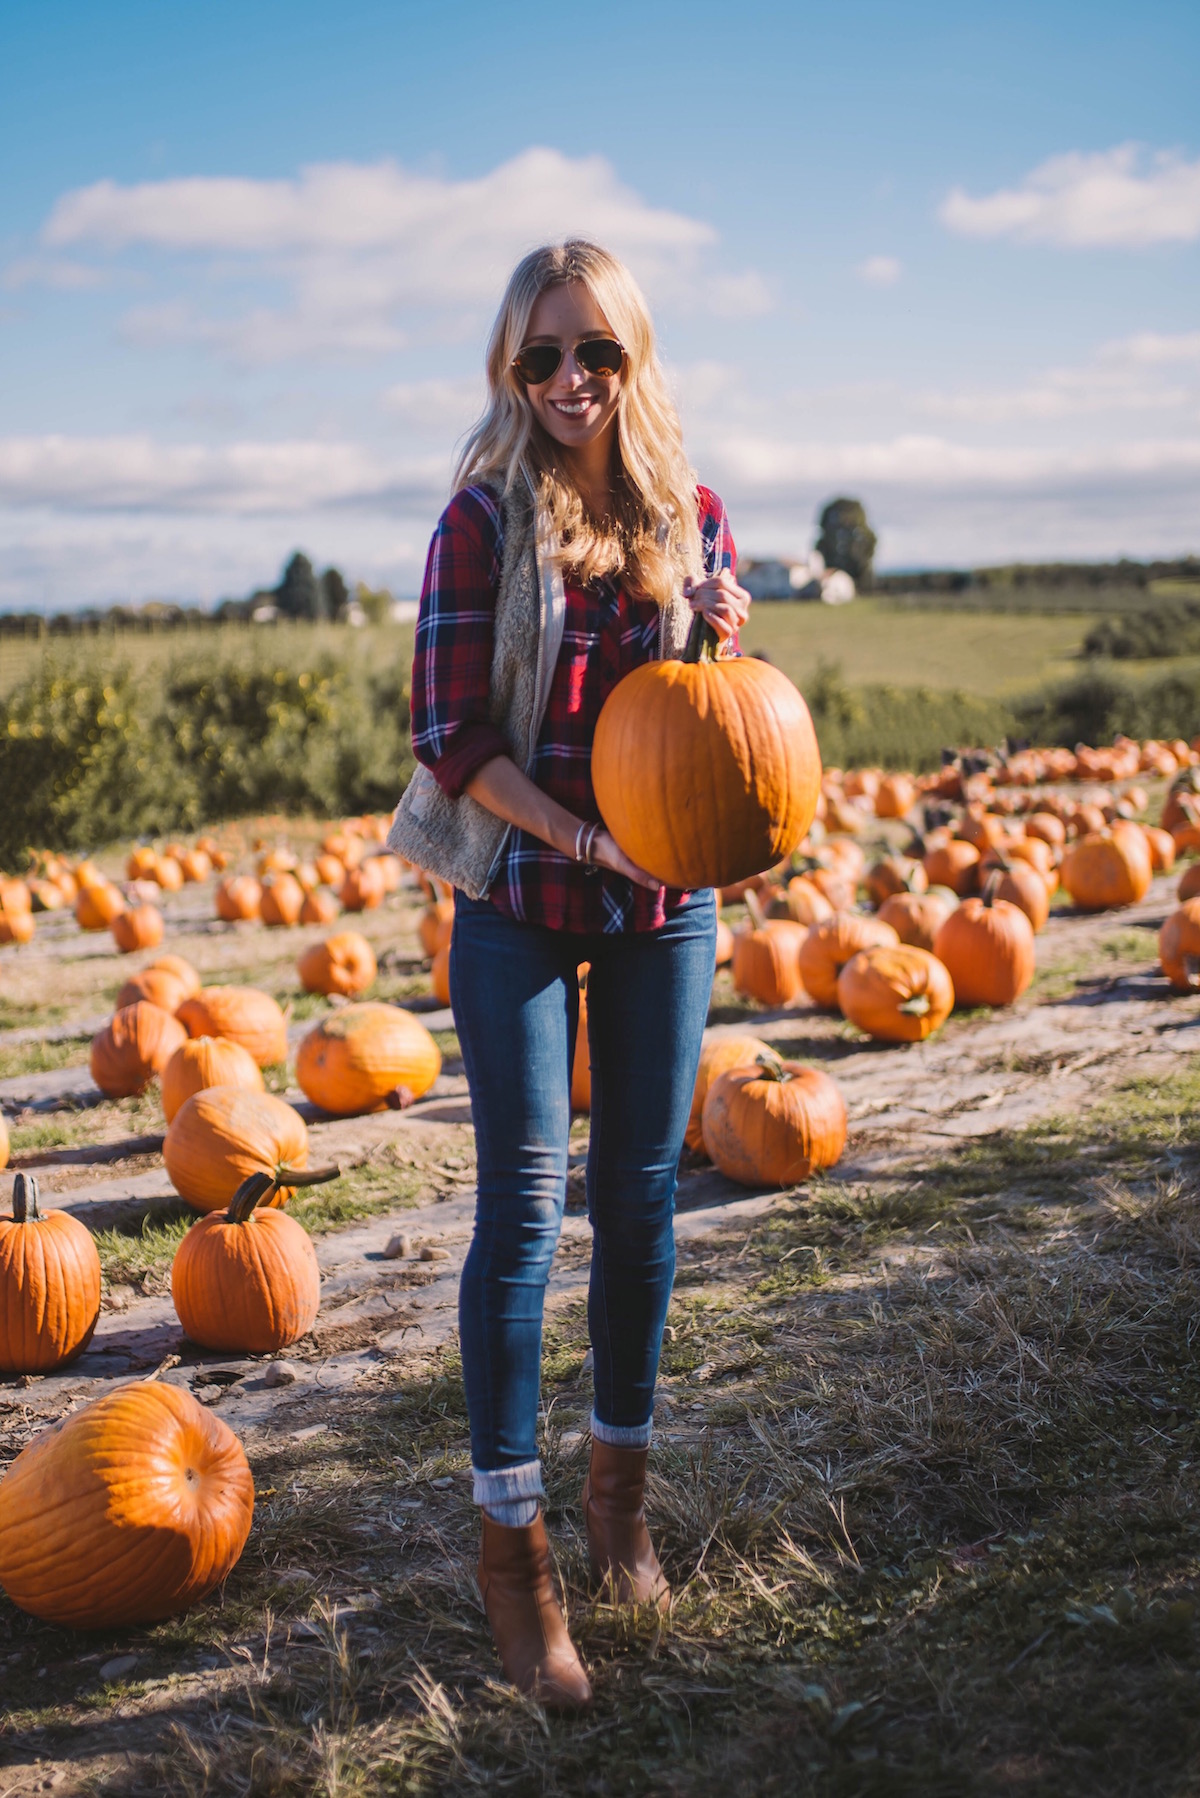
[{"left": 1, "top": 0, "right": 1197, "bottom": 609}]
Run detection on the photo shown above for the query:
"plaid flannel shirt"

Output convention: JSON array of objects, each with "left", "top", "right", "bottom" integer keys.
[{"left": 410, "top": 483, "right": 737, "bottom": 934}]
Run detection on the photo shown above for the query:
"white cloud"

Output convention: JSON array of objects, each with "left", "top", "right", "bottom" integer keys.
[
  {"left": 381, "top": 377, "right": 485, "bottom": 433},
  {"left": 857, "top": 255, "right": 902, "bottom": 286},
  {"left": 940, "top": 144, "right": 1200, "bottom": 248},
  {"left": 918, "top": 330, "right": 1200, "bottom": 423},
  {"left": 24, "top": 149, "right": 769, "bottom": 362}
]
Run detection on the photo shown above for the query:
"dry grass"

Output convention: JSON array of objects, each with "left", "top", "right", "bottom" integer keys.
[{"left": 3, "top": 1073, "right": 1197, "bottom": 1797}]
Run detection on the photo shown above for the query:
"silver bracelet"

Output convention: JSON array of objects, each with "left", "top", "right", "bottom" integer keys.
[
  {"left": 574, "top": 822, "right": 588, "bottom": 863},
  {"left": 583, "top": 822, "right": 602, "bottom": 864}
]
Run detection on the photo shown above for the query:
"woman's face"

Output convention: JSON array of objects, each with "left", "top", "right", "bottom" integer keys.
[{"left": 518, "top": 281, "right": 622, "bottom": 458}]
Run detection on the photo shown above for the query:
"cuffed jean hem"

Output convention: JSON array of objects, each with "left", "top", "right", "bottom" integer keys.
[
  {"left": 472, "top": 1458, "right": 544, "bottom": 1510},
  {"left": 591, "top": 1411, "right": 653, "bottom": 1450}
]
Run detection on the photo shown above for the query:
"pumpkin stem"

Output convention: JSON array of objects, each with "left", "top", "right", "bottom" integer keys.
[
  {"left": 753, "top": 1050, "right": 790, "bottom": 1083},
  {"left": 897, "top": 994, "right": 932, "bottom": 1016},
  {"left": 11, "top": 1172, "right": 40, "bottom": 1224},
  {"left": 682, "top": 611, "right": 721, "bottom": 665},
  {"left": 226, "top": 1171, "right": 277, "bottom": 1224},
  {"left": 743, "top": 888, "right": 767, "bottom": 931},
  {"left": 276, "top": 1163, "right": 342, "bottom": 1189},
  {"left": 981, "top": 871, "right": 1003, "bottom": 908},
  {"left": 383, "top": 1086, "right": 416, "bottom": 1112}
]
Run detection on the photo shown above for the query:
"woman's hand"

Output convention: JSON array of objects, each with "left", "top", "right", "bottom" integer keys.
[
  {"left": 683, "top": 569, "right": 752, "bottom": 643},
  {"left": 588, "top": 827, "right": 662, "bottom": 891}
]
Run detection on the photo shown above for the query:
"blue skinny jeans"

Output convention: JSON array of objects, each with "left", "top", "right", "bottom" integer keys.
[{"left": 450, "top": 888, "right": 716, "bottom": 1505}]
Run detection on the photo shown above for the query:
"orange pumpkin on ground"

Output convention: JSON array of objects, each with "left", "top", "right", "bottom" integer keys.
[
  {"left": 685, "top": 1033, "right": 775, "bottom": 1154},
  {"left": 987, "top": 836, "right": 1057, "bottom": 884},
  {"left": 431, "top": 942, "right": 452, "bottom": 1005},
  {"left": 148, "top": 953, "right": 201, "bottom": 998},
  {"left": 341, "top": 860, "right": 386, "bottom": 912},
  {"left": 982, "top": 861, "right": 1051, "bottom": 933},
  {"left": 873, "top": 773, "right": 915, "bottom": 819},
  {"left": 1060, "top": 829, "right": 1152, "bottom": 912},
  {"left": 701, "top": 1057, "right": 847, "bottom": 1188},
  {"left": 591, "top": 623, "right": 822, "bottom": 889},
  {"left": 782, "top": 876, "right": 834, "bottom": 927},
  {"left": 837, "top": 945, "right": 955, "bottom": 1043},
  {"left": 294, "top": 861, "right": 320, "bottom": 894},
  {"left": 126, "top": 847, "right": 158, "bottom": 880},
  {"left": 1177, "top": 863, "right": 1200, "bottom": 903},
  {"left": 822, "top": 837, "right": 868, "bottom": 883},
  {"left": 1143, "top": 826, "right": 1177, "bottom": 873},
  {"left": 921, "top": 841, "right": 981, "bottom": 898},
  {"left": 731, "top": 916, "right": 806, "bottom": 1007},
  {"left": 298, "top": 931, "right": 378, "bottom": 997},
  {"left": 178, "top": 848, "right": 212, "bottom": 884},
  {"left": 115, "top": 966, "right": 192, "bottom": 1015},
  {"left": 164, "top": 1087, "right": 336, "bottom": 1213},
  {"left": 258, "top": 847, "right": 298, "bottom": 876},
  {"left": 260, "top": 873, "right": 305, "bottom": 928},
  {"left": 799, "top": 913, "right": 900, "bottom": 1009},
  {"left": 876, "top": 890, "right": 956, "bottom": 952},
  {"left": 1026, "top": 814, "right": 1068, "bottom": 851},
  {"left": 933, "top": 893, "right": 1035, "bottom": 1008},
  {"left": 0, "top": 911, "right": 35, "bottom": 946},
  {"left": 714, "top": 918, "right": 735, "bottom": 967},
  {"left": 153, "top": 855, "right": 184, "bottom": 892},
  {"left": 90, "top": 1001, "right": 188, "bottom": 1098},
  {"left": 215, "top": 875, "right": 262, "bottom": 922},
  {"left": 315, "top": 853, "right": 345, "bottom": 888},
  {"left": 111, "top": 903, "right": 165, "bottom": 954},
  {"left": 420, "top": 900, "right": 455, "bottom": 958},
  {"left": 177, "top": 987, "right": 289, "bottom": 1067},
  {"left": 0, "top": 1381, "right": 254, "bottom": 1628},
  {"left": 161, "top": 1036, "right": 266, "bottom": 1125},
  {"left": 863, "top": 856, "right": 928, "bottom": 910},
  {"left": 0, "top": 877, "right": 31, "bottom": 915},
  {"left": 171, "top": 1172, "right": 320, "bottom": 1353},
  {"left": 300, "top": 888, "right": 340, "bottom": 926},
  {"left": 295, "top": 1003, "right": 442, "bottom": 1115},
  {"left": 1158, "top": 899, "right": 1200, "bottom": 991},
  {"left": 0, "top": 1174, "right": 102, "bottom": 1374},
  {"left": 75, "top": 882, "right": 126, "bottom": 931}
]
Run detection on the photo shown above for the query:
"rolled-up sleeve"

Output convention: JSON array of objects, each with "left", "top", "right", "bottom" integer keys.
[{"left": 410, "top": 486, "right": 513, "bottom": 798}]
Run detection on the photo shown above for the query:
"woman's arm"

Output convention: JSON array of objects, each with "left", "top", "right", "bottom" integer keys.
[{"left": 464, "top": 756, "right": 662, "bottom": 891}]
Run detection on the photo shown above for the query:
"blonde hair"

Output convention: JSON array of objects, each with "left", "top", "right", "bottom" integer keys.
[{"left": 453, "top": 240, "right": 703, "bottom": 608}]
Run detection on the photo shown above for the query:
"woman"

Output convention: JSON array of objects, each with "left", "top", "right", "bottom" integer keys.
[{"left": 391, "top": 239, "right": 751, "bottom": 1709}]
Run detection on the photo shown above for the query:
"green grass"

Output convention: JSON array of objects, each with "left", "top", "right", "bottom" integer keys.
[{"left": 0, "top": 1035, "right": 91, "bottom": 1082}]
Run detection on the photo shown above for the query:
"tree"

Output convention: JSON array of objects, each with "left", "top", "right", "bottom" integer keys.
[
  {"left": 320, "top": 567, "right": 350, "bottom": 621},
  {"left": 275, "top": 552, "right": 320, "bottom": 620},
  {"left": 354, "top": 581, "right": 395, "bottom": 625},
  {"left": 816, "top": 498, "right": 877, "bottom": 587}
]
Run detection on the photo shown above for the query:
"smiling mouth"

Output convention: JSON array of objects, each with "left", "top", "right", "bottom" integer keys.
[{"left": 549, "top": 398, "right": 597, "bottom": 418}]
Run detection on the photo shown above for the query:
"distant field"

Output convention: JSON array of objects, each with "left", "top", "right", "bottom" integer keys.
[{"left": 739, "top": 598, "right": 1095, "bottom": 696}]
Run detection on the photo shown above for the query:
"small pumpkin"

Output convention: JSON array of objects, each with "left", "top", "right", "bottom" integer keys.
[
  {"left": 340, "top": 860, "right": 386, "bottom": 912},
  {"left": 164, "top": 1086, "right": 337, "bottom": 1213},
  {"left": 178, "top": 848, "right": 213, "bottom": 883},
  {"left": 863, "top": 856, "right": 928, "bottom": 910},
  {"left": 798, "top": 913, "right": 900, "bottom": 1008},
  {"left": 591, "top": 617, "right": 822, "bottom": 889},
  {"left": 714, "top": 917, "right": 735, "bottom": 967},
  {"left": 149, "top": 952, "right": 202, "bottom": 998},
  {"left": 933, "top": 889, "right": 1035, "bottom": 1007},
  {"left": 1060, "top": 828, "right": 1152, "bottom": 912},
  {"left": 1177, "top": 863, "right": 1200, "bottom": 903},
  {"left": 161, "top": 1035, "right": 266, "bottom": 1124},
  {"left": 177, "top": 986, "right": 289, "bottom": 1067},
  {"left": 0, "top": 877, "right": 32, "bottom": 914},
  {"left": 298, "top": 931, "right": 378, "bottom": 997},
  {"left": 981, "top": 859, "right": 1050, "bottom": 933},
  {"left": 0, "top": 1381, "right": 254, "bottom": 1628},
  {"left": 215, "top": 874, "right": 262, "bottom": 922},
  {"left": 0, "top": 911, "right": 35, "bottom": 946},
  {"left": 431, "top": 942, "right": 452, "bottom": 1005},
  {"left": 1143, "top": 826, "right": 1177, "bottom": 873},
  {"left": 153, "top": 855, "right": 185, "bottom": 891},
  {"left": 90, "top": 1001, "right": 188, "bottom": 1098},
  {"left": 876, "top": 890, "right": 956, "bottom": 952},
  {"left": 75, "top": 882, "right": 126, "bottom": 931},
  {"left": 837, "top": 945, "right": 954, "bottom": 1042},
  {"left": 701, "top": 1055, "right": 847, "bottom": 1188},
  {"left": 873, "top": 773, "right": 915, "bottom": 819},
  {"left": 260, "top": 873, "right": 305, "bottom": 928},
  {"left": 295, "top": 1003, "right": 442, "bottom": 1115},
  {"left": 420, "top": 900, "right": 455, "bottom": 958},
  {"left": 782, "top": 875, "right": 834, "bottom": 927},
  {"left": 731, "top": 905, "right": 806, "bottom": 1007},
  {"left": 0, "top": 1173, "right": 102, "bottom": 1374},
  {"left": 315, "top": 853, "right": 345, "bottom": 888},
  {"left": 685, "top": 1032, "right": 774, "bottom": 1154},
  {"left": 111, "top": 903, "right": 165, "bottom": 954},
  {"left": 115, "top": 966, "right": 191, "bottom": 1014},
  {"left": 300, "top": 888, "right": 340, "bottom": 926},
  {"left": 921, "top": 840, "right": 980, "bottom": 897},
  {"left": 171, "top": 1172, "right": 321, "bottom": 1353},
  {"left": 1159, "top": 899, "right": 1200, "bottom": 991}
]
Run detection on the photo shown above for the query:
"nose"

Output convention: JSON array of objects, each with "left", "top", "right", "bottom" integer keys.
[{"left": 551, "top": 348, "right": 591, "bottom": 391}]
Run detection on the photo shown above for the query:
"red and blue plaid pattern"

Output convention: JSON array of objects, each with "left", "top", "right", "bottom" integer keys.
[{"left": 411, "top": 483, "right": 737, "bottom": 934}]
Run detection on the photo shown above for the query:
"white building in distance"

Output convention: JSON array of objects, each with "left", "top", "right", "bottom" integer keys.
[{"left": 738, "top": 550, "right": 855, "bottom": 605}]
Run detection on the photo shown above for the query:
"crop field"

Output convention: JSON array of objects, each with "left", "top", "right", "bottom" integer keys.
[{"left": 1, "top": 779, "right": 1198, "bottom": 1796}]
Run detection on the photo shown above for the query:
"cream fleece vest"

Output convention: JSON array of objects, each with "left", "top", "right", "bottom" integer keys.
[{"left": 388, "top": 475, "right": 699, "bottom": 901}]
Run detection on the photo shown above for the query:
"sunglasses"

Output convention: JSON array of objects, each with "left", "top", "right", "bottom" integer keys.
[{"left": 511, "top": 337, "right": 624, "bottom": 386}]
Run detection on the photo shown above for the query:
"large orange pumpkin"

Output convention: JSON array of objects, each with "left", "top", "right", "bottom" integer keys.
[
  {"left": 171, "top": 1172, "right": 321, "bottom": 1353},
  {"left": 0, "top": 1381, "right": 254, "bottom": 1627},
  {"left": 591, "top": 621, "right": 822, "bottom": 889},
  {"left": 161, "top": 1035, "right": 266, "bottom": 1124},
  {"left": 933, "top": 892, "right": 1035, "bottom": 1007},
  {"left": 876, "top": 890, "right": 956, "bottom": 952},
  {"left": 111, "top": 903, "right": 165, "bottom": 954},
  {"left": 295, "top": 1003, "right": 442, "bottom": 1115},
  {"left": 115, "top": 966, "right": 191, "bottom": 1015},
  {"left": 837, "top": 945, "right": 955, "bottom": 1042},
  {"left": 177, "top": 986, "right": 289, "bottom": 1067},
  {"left": 685, "top": 1032, "right": 775, "bottom": 1154},
  {"left": 1060, "top": 828, "right": 1152, "bottom": 911},
  {"left": 1159, "top": 899, "right": 1200, "bottom": 991},
  {"left": 297, "top": 931, "right": 378, "bottom": 997},
  {"left": 164, "top": 1086, "right": 336, "bottom": 1212},
  {"left": 731, "top": 918, "right": 806, "bottom": 1007},
  {"left": 0, "top": 1173, "right": 102, "bottom": 1374},
  {"left": 798, "top": 913, "right": 900, "bottom": 1008},
  {"left": 215, "top": 874, "right": 262, "bottom": 922},
  {"left": 701, "top": 1057, "right": 847, "bottom": 1187},
  {"left": 75, "top": 882, "right": 126, "bottom": 931},
  {"left": 90, "top": 1001, "right": 188, "bottom": 1098}
]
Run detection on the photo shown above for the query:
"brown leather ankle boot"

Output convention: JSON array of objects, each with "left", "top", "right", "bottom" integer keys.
[
  {"left": 476, "top": 1511, "right": 592, "bottom": 1710},
  {"left": 582, "top": 1438, "right": 671, "bottom": 1610}
]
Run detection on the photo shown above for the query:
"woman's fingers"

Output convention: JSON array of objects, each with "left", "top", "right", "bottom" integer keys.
[
  {"left": 686, "top": 571, "right": 752, "bottom": 638},
  {"left": 590, "top": 829, "right": 662, "bottom": 891}
]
